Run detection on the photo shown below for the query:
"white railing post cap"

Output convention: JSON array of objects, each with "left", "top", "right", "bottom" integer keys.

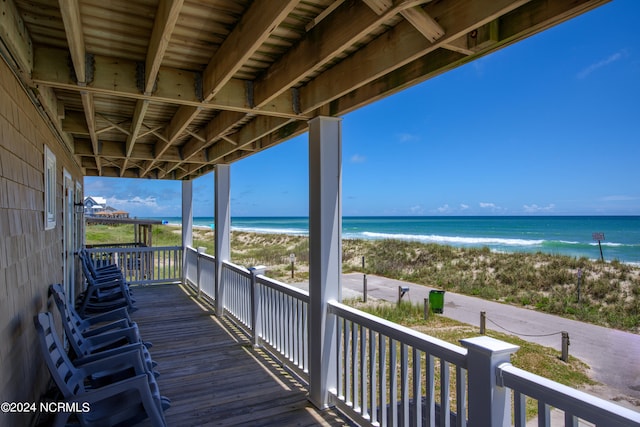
[
  {"left": 249, "top": 265, "right": 267, "bottom": 275},
  {"left": 460, "top": 336, "right": 520, "bottom": 356},
  {"left": 197, "top": 247, "right": 207, "bottom": 254}
]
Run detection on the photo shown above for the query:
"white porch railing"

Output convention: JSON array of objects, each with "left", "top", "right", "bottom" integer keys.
[
  {"left": 498, "top": 364, "right": 640, "bottom": 427},
  {"left": 174, "top": 250, "right": 640, "bottom": 427},
  {"left": 184, "top": 246, "right": 216, "bottom": 299},
  {"left": 329, "top": 301, "right": 468, "bottom": 427},
  {"left": 214, "top": 260, "right": 311, "bottom": 380},
  {"left": 85, "top": 246, "right": 182, "bottom": 285}
]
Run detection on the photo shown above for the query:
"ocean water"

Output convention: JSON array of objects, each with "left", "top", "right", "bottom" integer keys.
[{"left": 157, "top": 216, "right": 640, "bottom": 264}]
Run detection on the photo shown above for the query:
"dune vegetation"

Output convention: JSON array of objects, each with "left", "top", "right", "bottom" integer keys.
[{"left": 86, "top": 223, "right": 640, "bottom": 332}]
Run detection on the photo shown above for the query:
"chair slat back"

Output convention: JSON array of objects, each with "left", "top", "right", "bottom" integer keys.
[{"left": 34, "top": 313, "right": 85, "bottom": 398}]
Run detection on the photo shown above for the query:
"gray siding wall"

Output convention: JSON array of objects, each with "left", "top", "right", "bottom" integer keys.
[{"left": 0, "top": 56, "right": 83, "bottom": 425}]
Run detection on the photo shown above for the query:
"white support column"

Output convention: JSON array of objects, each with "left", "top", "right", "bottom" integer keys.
[
  {"left": 181, "top": 180, "right": 193, "bottom": 283},
  {"left": 214, "top": 164, "right": 231, "bottom": 316},
  {"left": 308, "top": 116, "right": 342, "bottom": 409},
  {"left": 460, "top": 336, "right": 520, "bottom": 427}
]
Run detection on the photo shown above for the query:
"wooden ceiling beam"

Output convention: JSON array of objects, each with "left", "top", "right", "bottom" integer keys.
[
  {"left": 252, "top": 0, "right": 424, "bottom": 109},
  {"left": 203, "top": 0, "right": 299, "bottom": 101},
  {"left": 158, "top": 0, "right": 298, "bottom": 178},
  {"left": 299, "top": 0, "right": 531, "bottom": 114},
  {"left": 145, "top": 0, "right": 184, "bottom": 95},
  {"left": 140, "top": 105, "right": 200, "bottom": 175},
  {"left": 58, "top": 0, "right": 104, "bottom": 174},
  {"left": 160, "top": 110, "right": 245, "bottom": 177},
  {"left": 122, "top": 99, "right": 149, "bottom": 176},
  {"left": 399, "top": 6, "right": 445, "bottom": 43},
  {"left": 206, "top": 116, "right": 294, "bottom": 163},
  {"left": 31, "top": 47, "right": 303, "bottom": 120},
  {"left": 0, "top": 0, "right": 33, "bottom": 74},
  {"left": 128, "top": 0, "right": 185, "bottom": 177},
  {"left": 58, "top": 0, "right": 86, "bottom": 83}
]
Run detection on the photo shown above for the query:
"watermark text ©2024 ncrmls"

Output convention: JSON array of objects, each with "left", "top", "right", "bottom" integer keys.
[{"left": 1, "top": 401, "right": 91, "bottom": 414}]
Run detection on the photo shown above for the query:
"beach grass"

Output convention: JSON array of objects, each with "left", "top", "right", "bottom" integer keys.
[{"left": 85, "top": 223, "right": 640, "bottom": 333}]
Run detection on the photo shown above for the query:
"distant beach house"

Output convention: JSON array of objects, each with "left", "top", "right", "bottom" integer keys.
[{"left": 84, "top": 196, "right": 129, "bottom": 218}]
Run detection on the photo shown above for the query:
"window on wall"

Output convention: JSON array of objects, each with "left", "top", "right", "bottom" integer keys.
[{"left": 44, "top": 145, "right": 56, "bottom": 230}]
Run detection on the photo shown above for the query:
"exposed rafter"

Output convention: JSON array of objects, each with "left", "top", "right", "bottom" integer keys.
[{"left": 0, "top": 0, "right": 611, "bottom": 180}]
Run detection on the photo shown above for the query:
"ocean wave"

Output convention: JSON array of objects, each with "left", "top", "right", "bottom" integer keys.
[
  {"left": 232, "top": 226, "right": 308, "bottom": 235},
  {"left": 357, "top": 231, "right": 544, "bottom": 247}
]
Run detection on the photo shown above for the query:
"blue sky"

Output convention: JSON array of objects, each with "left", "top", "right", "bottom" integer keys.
[{"left": 85, "top": 0, "right": 640, "bottom": 218}]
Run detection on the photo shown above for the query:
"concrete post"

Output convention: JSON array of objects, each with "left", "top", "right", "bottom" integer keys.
[
  {"left": 214, "top": 165, "right": 231, "bottom": 316},
  {"left": 460, "top": 336, "right": 520, "bottom": 427},
  {"left": 181, "top": 180, "right": 193, "bottom": 284},
  {"left": 308, "top": 116, "right": 342, "bottom": 409}
]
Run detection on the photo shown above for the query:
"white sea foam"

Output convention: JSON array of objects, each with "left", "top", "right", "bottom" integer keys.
[
  {"left": 231, "top": 226, "right": 308, "bottom": 235},
  {"left": 359, "top": 231, "right": 544, "bottom": 246}
]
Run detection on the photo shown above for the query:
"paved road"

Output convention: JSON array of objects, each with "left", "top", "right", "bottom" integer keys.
[{"left": 297, "top": 273, "right": 640, "bottom": 407}]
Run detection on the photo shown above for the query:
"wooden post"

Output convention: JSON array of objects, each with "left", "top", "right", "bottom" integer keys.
[
  {"left": 362, "top": 256, "right": 367, "bottom": 303},
  {"left": 363, "top": 274, "right": 367, "bottom": 303},
  {"left": 480, "top": 311, "right": 486, "bottom": 334},
  {"left": 561, "top": 331, "right": 570, "bottom": 362},
  {"left": 423, "top": 298, "right": 429, "bottom": 320}
]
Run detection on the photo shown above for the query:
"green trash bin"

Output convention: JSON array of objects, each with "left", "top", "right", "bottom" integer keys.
[{"left": 429, "top": 290, "right": 445, "bottom": 314}]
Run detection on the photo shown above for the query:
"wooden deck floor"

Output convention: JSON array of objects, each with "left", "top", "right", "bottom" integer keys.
[{"left": 131, "top": 284, "right": 354, "bottom": 427}]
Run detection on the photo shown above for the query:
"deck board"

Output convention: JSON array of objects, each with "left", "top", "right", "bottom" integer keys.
[{"left": 131, "top": 284, "right": 354, "bottom": 426}]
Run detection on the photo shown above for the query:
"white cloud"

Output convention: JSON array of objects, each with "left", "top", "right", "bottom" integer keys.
[
  {"left": 577, "top": 51, "right": 626, "bottom": 79},
  {"left": 409, "top": 205, "right": 425, "bottom": 214},
  {"left": 460, "top": 203, "right": 469, "bottom": 210},
  {"left": 396, "top": 133, "right": 420, "bottom": 143},
  {"left": 523, "top": 203, "right": 555, "bottom": 213},
  {"left": 600, "top": 195, "right": 637, "bottom": 201},
  {"left": 350, "top": 154, "right": 366, "bottom": 163},
  {"left": 436, "top": 204, "right": 451, "bottom": 213},
  {"left": 479, "top": 202, "right": 505, "bottom": 212},
  {"left": 108, "top": 196, "right": 158, "bottom": 207}
]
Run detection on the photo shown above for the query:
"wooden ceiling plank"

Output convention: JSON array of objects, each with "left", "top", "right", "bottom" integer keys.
[
  {"left": 299, "top": 0, "right": 532, "bottom": 114},
  {"left": 203, "top": 0, "right": 299, "bottom": 101}
]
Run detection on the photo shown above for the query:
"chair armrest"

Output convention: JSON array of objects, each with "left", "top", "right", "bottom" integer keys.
[
  {"left": 75, "top": 344, "right": 146, "bottom": 370},
  {"left": 76, "top": 348, "right": 147, "bottom": 376},
  {"left": 83, "top": 307, "right": 132, "bottom": 324},
  {"left": 85, "top": 327, "right": 139, "bottom": 348},
  {"left": 81, "top": 318, "right": 132, "bottom": 337}
]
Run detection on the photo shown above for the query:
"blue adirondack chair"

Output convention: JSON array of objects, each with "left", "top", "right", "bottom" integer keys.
[{"left": 34, "top": 312, "right": 169, "bottom": 427}]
